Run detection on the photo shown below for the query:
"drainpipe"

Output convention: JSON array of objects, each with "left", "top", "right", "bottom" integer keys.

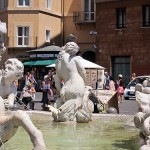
[{"left": 61, "top": 0, "right": 65, "bottom": 46}]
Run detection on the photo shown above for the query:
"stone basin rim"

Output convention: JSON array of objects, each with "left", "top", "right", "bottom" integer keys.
[{"left": 23, "top": 110, "right": 134, "bottom": 118}]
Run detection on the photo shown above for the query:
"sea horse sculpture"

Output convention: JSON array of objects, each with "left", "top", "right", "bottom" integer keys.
[
  {"left": 49, "top": 42, "right": 94, "bottom": 123},
  {"left": 134, "top": 78, "right": 150, "bottom": 150}
]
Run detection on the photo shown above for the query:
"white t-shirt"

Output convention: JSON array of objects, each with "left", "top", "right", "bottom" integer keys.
[{"left": 43, "top": 84, "right": 50, "bottom": 90}]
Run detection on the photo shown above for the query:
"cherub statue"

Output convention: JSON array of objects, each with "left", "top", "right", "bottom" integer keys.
[
  {"left": 0, "top": 58, "right": 47, "bottom": 149},
  {"left": 134, "top": 78, "right": 150, "bottom": 150},
  {"left": 0, "top": 58, "right": 24, "bottom": 109},
  {"left": 49, "top": 42, "right": 94, "bottom": 123},
  {"left": 0, "top": 22, "right": 46, "bottom": 149}
]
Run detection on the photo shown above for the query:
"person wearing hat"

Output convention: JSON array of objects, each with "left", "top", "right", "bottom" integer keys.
[
  {"left": 116, "top": 74, "right": 124, "bottom": 103},
  {"left": 116, "top": 74, "right": 123, "bottom": 86},
  {"left": 118, "top": 74, "right": 123, "bottom": 78}
]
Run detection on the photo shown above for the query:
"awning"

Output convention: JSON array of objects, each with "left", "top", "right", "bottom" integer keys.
[
  {"left": 23, "top": 59, "right": 56, "bottom": 66},
  {"left": 26, "top": 45, "right": 61, "bottom": 53},
  {"left": 46, "top": 58, "right": 105, "bottom": 69}
]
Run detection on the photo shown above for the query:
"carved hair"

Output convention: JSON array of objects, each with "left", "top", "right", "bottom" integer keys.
[
  {"left": 65, "top": 33, "right": 77, "bottom": 43},
  {"left": 63, "top": 42, "right": 79, "bottom": 54},
  {"left": 5, "top": 58, "right": 24, "bottom": 78}
]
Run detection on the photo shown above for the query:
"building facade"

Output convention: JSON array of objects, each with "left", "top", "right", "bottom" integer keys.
[
  {"left": 63, "top": 0, "right": 97, "bottom": 62},
  {"left": 0, "top": 0, "right": 97, "bottom": 65},
  {"left": 0, "top": 0, "right": 63, "bottom": 64},
  {"left": 96, "top": 0, "right": 150, "bottom": 84}
]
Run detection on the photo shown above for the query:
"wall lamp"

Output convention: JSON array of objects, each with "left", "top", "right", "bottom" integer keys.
[{"left": 89, "top": 31, "right": 97, "bottom": 35}]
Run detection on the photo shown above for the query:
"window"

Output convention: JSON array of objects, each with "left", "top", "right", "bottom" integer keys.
[
  {"left": 17, "top": 26, "right": 29, "bottom": 47},
  {"left": 46, "top": 30, "right": 50, "bottom": 42},
  {"left": 116, "top": 8, "right": 126, "bottom": 29},
  {"left": 46, "top": 0, "right": 52, "bottom": 9},
  {"left": 18, "top": 0, "right": 30, "bottom": 7},
  {"left": 0, "top": 0, "right": 7, "bottom": 9},
  {"left": 84, "top": 0, "right": 95, "bottom": 21},
  {"left": 143, "top": 5, "right": 150, "bottom": 27}
]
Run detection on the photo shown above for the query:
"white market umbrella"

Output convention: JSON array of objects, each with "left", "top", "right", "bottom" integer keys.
[
  {"left": 46, "top": 63, "right": 56, "bottom": 68},
  {"left": 80, "top": 59, "right": 104, "bottom": 69},
  {"left": 46, "top": 58, "right": 104, "bottom": 69}
]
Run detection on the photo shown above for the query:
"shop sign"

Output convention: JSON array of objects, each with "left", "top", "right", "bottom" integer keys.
[
  {"left": 54, "top": 54, "right": 59, "bottom": 57},
  {"left": 37, "top": 54, "right": 54, "bottom": 58},
  {"left": 17, "top": 55, "right": 29, "bottom": 58},
  {"left": 29, "top": 54, "right": 36, "bottom": 58}
]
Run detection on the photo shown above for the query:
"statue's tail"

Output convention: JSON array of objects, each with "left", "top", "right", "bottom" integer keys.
[
  {"left": 48, "top": 105, "right": 59, "bottom": 115},
  {"left": 48, "top": 98, "right": 82, "bottom": 122}
]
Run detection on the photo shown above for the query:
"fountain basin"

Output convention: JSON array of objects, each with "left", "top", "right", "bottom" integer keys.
[{"left": 5, "top": 111, "right": 140, "bottom": 150}]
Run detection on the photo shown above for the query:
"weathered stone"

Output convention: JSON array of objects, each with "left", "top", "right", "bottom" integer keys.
[
  {"left": 49, "top": 42, "right": 94, "bottom": 123},
  {"left": 0, "top": 23, "right": 47, "bottom": 150},
  {"left": 134, "top": 79, "right": 150, "bottom": 149},
  {"left": 107, "top": 107, "right": 117, "bottom": 114}
]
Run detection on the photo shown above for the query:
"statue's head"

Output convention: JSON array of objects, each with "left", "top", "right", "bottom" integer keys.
[
  {"left": 65, "top": 33, "right": 77, "bottom": 43},
  {"left": 63, "top": 42, "right": 79, "bottom": 55},
  {"left": 4, "top": 58, "right": 24, "bottom": 80}
]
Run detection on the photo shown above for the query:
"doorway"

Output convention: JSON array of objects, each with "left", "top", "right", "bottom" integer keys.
[
  {"left": 112, "top": 56, "right": 130, "bottom": 87},
  {"left": 81, "top": 51, "right": 95, "bottom": 62}
]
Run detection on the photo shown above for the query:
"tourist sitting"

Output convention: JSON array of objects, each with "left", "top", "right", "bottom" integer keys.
[{"left": 22, "top": 83, "right": 36, "bottom": 109}]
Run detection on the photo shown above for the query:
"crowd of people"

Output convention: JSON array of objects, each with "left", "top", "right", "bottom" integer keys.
[
  {"left": 17, "top": 68, "right": 57, "bottom": 110},
  {"left": 17, "top": 66, "right": 136, "bottom": 109},
  {"left": 103, "top": 72, "right": 136, "bottom": 103}
]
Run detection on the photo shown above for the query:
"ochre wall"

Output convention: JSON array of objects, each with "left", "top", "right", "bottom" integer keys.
[
  {"left": 63, "top": 0, "right": 96, "bottom": 52},
  {"left": 0, "top": 0, "right": 97, "bottom": 64}
]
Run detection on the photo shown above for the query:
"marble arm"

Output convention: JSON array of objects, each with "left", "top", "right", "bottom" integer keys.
[
  {"left": 12, "top": 110, "right": 47, "bottom": 150},
  {"left": 74, "top": 58, "right": 86, "bottom": 82},
  {"left": 7, "top": 92, "right": 16, "bottom": 109},
  {"left": 54, "top": 74, "right": 62, "bottom": 92}
]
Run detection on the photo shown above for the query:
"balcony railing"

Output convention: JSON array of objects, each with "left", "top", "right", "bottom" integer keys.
[
  {"left": 73, "top": 11, "right": 95, "bottom": 24},
  {"left": 8, "top": 36, "right": 38, "bottom": 48}
]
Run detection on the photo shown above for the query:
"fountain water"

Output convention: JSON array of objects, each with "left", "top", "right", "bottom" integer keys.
[{"left": 5, "top": 113, "right": 139, "bottom": 150}]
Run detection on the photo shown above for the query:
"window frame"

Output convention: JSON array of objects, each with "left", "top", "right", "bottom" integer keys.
[
  {"left": 46, "top": 0, "right": 52, "bottom": 10},
  {"left": 116, "top": 7, "right": 126, "bottom": 29},
  {"left": 142, "top": 5, "right": 150, "bottom": 27},
  {"left": 84, "top": 0, "right": 95, "bottom": 22},
  {"left": 0, "top": 0, "right": 7, "bottom": 9},
  {"left": 18, "top": 0, "right": 30, "bottom": 7},
  {"left": 45, "top": 30, "right": 51, "bottom": 42},
  {"left": 17, "top": 26, "right": 30, "bottom": 47}
]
